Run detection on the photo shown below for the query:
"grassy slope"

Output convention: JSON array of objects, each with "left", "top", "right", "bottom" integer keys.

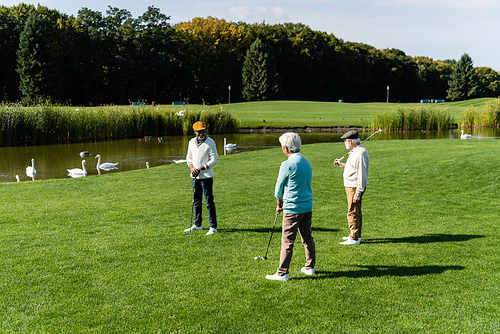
[
  {"left": 0, "top": 138, "right": 498, "bottom": 333},
  {"left": 222, "top": 98, "right": 497, "bottom": 128}
]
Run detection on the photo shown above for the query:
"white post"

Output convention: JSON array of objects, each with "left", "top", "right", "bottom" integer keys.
[{"left": 224, "top": 138, "right": 227, "bottom": 155}]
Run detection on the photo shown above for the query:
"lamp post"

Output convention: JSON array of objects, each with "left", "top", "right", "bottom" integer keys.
[
  {"left": 386, "top": 86, "right": 389, "bottom": 103},
  {"left": 228, "top": 85, "right": 231, "bottom": 104}
]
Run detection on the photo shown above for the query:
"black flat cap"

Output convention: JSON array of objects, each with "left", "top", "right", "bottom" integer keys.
[{"left": 341, "top": 129, "right": 359, "bottom": 140}]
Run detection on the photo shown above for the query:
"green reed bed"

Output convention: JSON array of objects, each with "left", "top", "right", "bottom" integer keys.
[
  {"left": 370, "top": 105, "right": 453, "bottom": 131},
  {"left": 0, "top": 104, "right": 239, "bottom": 146},
  {"left": 459, "top": 98, "right": 500, "bottom": 128}
]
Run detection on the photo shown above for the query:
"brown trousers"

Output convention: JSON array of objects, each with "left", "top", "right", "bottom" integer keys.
[
  {"left": 277, "top": 212, "right": 316, "bottom": 276},
  {"left": 345, "top": 187, "right": 363, "bottom": 240}
]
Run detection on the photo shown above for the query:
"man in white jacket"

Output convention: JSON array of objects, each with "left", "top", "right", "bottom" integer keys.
[
  {"left": 184, "top": 121, "right": 220, "bottom": 235},
  {"left": 334, "top": 129, "right": 369, "bottom": 245}
]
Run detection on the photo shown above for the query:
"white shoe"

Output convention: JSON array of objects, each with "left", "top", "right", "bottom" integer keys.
[
  {"left": 184, "top": 224, "right": 202, "bottom": 233},
  {"left": 301, "top": 267, "right": 315, "bottom": 276},
  {"left": 340, "top": 238, "right": 361, "bottom": 245},
  {"left": 206, "top": 227, "right": 217, "bottom": 235},
  {"left": 265, "top": 274, "right": 289, "bottom": 281},
  {"left": 342, "top": 237, "right": 361, "bottom": 242}
]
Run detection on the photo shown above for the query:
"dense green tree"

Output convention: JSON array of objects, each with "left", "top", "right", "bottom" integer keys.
[
  {"left": 377, "top": 48, "right": 420, "bottom": 102},
  {"left": 77, "top": 8, "right": 110, "bottom": 104},
  {"left": 242, "top": 38, "right": 279, "bottom": 101},
  {"left": 247, "top": 23, "right": 345, "bottom": 101},
  {"left": 16, "top": 13, "right": 62, "bottom": 105},
  {"left": 3, "top": 4, "right": 500, "bottom": 105},
  {"left": 475, "top": 67, "right": 500, "bottom": 98},
  {"left": 0, "top": 5, "right": 27, "bottom": 101},
  {"left": 414, "top": 56, "right": 452, "bottom": 100},
  {"left": 134, "top": 6, "right": 174, "bottom": 103},
  {"left": 173, "top": 17, "right": 251, "bottom": 104},
  {"left": 0, "top": 4, "right": 56, "bottom": 102},
  {"left": 447, "top": 53, "right": 479, "bottom": 101}
]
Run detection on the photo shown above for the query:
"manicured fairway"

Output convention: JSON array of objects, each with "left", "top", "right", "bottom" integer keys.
[
  {"left": 223, "top": 98, "right": 497, "bottom": 128},
  {"left": 0, "top": 138, "right": 498, "bottom": 333}
]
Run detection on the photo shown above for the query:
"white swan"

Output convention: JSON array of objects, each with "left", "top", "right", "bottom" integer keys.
[
  {"left": 460, "top": 130, "right": 471, "bottom": 139},
  {"left": 26, "top": 158, "right": 37, "bottom": 177},
  {"left": 224, "top": 143, "right": 236, "bottom": 149},
  {"left": 95, "top": 154, "right": 118, "bottom": 170},
  {"left": 79, "top": 151, "right": 91, "bottom": 158},
  {"left": 67, "top": 160, "right": 87, "bottom": 177}
]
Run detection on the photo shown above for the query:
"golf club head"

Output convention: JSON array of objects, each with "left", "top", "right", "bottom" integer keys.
[{"left": 261, "top": 256, "right": 268, "bottom": 260}]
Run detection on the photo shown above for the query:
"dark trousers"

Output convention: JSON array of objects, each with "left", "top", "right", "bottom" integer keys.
[{"left": 193, "top": 178, "right": 217, "bottom": 228}]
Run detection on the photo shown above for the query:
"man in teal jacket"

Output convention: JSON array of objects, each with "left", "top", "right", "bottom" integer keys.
[{"left": 266, "top": 132, "right": 316, "bottom": 281}]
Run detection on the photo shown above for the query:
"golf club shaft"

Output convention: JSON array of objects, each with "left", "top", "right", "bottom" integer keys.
[
  {"left": 189, "top": 178, "right": 195, "bottom": 234},
  {"left": 337, "top": 129, "right": 382, "bottom": 161},
  {"left": 264, "top": 212, "right": 280, "bottom": 258}
]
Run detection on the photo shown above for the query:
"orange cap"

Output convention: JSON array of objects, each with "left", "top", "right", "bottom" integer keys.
[{"left": 193, "top": 121, "right": 206, "bottom": 131}]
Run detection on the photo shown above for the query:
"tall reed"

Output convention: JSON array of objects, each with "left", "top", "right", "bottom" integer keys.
[
  {"left": 370, "top": 105, "right": 453, "bottom": 131},
  {"left": 0, "top": 104, "right": 240, "bottom": 146},
  {"left": 459, "top": 98, "right": 500, "bottom": 128}
]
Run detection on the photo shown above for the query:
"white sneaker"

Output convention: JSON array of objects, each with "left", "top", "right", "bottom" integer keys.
[
  {"left": 265, "top": 274, "right": 289, "bottom": 281},
  {"left": 340, "top": 238, "right": 361, "bottom": 245},
  {"left": 342, "top": 237, "right": 361, "bottom": 242},
  {"left": 184, "top": 224, "right": 202, "bottom": 233},
  {"left": 206, "top": 227, "right": 217, "bottom": 235},
  {"left": 301, "top": 267, "right": 315, "bottom": 276}
]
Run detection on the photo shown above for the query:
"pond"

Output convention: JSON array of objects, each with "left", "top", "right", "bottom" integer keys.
[{"left": 1, "top": 128, "right": 498, "bottom": 183}]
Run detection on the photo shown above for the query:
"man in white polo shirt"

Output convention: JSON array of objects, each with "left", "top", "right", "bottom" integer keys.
[{"left": 184, "top": 121, "right": 219, "bottom": 235}]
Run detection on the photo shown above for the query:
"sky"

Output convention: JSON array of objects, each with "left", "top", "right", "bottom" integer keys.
[{"left": 2, "top": 0, "right": 500, "bottom": 71}]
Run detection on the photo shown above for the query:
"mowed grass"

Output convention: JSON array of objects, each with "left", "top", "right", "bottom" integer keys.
[
  {"left": 0, "top": 138, "right": 499, "bottom": 333},
  {"left": 223, "top": 98, "right": 497, "bottom": 128}
]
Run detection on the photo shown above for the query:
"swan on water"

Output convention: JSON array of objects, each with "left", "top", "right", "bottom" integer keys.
[
  {"left": 224, "top": 143, "right": 236, "bottom": 149},
  {"left": 26, "top": 158, "right": 37, "bottom": 177},
  {"left": 460, "top": 130, "right": 471, "bottom": 139},
  {"left": 68, "top": 160, "right": 87, "bottom": 177},
  {"left": 95, "top": 154, "right": 118, "bottom": 170},
  {"left": 79, "top": 151, "right": 91, "bottom": 158}
]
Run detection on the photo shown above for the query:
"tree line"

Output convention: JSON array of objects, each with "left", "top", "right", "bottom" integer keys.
[{"left": 1, "top": 4, "right": 499, "bottom": 106}]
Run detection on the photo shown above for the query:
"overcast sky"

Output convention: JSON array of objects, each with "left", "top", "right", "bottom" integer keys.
[{"left": 3, "top": 0, "right": 500, "bottom": 71}]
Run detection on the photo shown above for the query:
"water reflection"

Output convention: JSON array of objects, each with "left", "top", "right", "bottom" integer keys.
[{"left": 0, "top": 128, "right": 498, "bottom": 183}]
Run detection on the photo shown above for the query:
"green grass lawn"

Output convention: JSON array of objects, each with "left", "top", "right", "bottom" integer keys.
[
  {"left": 222, "top": 98, "right": 497, "bottom": 128},
  {"left": 0, "top": 138, "right": 499, "bottom": 333}
]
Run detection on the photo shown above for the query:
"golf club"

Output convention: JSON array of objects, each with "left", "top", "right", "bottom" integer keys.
[
  {"left": 336, "top": 128, "right": 383, "bottom": 161},
  {"left": 255, "top": 211, "right": 280, "bottom": 260},
  {"left": 186, "top": 178, "right": 196, "bottom": 235}
]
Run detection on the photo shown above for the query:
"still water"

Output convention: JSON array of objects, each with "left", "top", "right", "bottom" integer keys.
[{"left": 1, "top": 128, "right": 498, "bottom": 183}]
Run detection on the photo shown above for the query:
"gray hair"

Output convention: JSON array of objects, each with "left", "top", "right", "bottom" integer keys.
[
  {"left": 279, "top": 132, "right": 301, "bottom": 153},
  {"left": 348, "top": 138, "right": 361, "bottom": 143}
]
